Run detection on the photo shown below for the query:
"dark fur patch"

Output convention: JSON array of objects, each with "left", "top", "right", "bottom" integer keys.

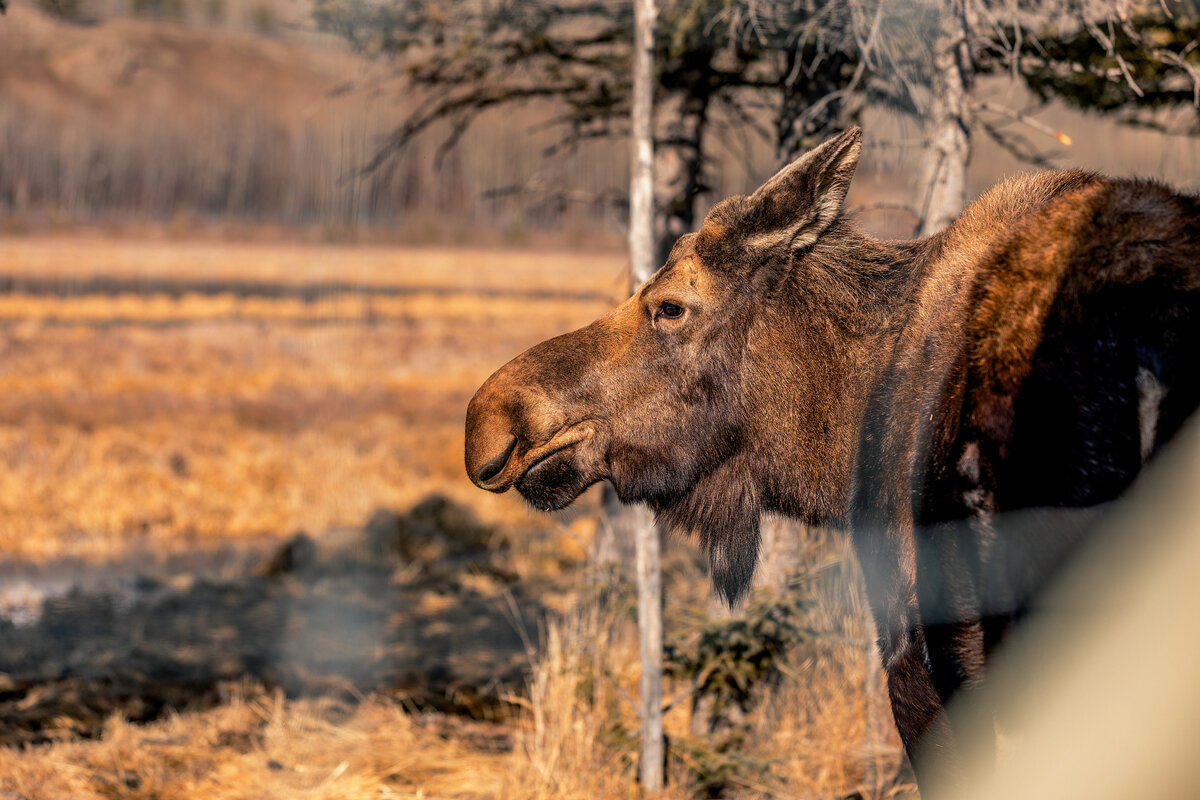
[
  {"left": 655, "top": 455, "right": 760, "bottom": 606},
  {"left": 516, "top": 451, "right": 596, "bottom": 512}
]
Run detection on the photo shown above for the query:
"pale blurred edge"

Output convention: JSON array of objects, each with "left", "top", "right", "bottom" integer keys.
[{"left": 942, "top": 416, "right": 1200, "bottom": 799}]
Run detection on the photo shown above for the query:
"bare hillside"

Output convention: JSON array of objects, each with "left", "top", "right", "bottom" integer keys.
[
  {"left": 0, "top": 3, "right": 358, "bottom": 123},
  {"left": 0, "top": 2, "right": 408, "bottom": 226},
  {"left": 0, "top": 1, "right": 631, "bottom": 237}
]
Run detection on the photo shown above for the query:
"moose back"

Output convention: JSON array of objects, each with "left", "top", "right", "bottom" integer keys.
[{"left": 463, "top": 127, "right": 1200, "bottom": 787}]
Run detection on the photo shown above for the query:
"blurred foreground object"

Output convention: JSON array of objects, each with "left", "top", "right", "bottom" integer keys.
[{"left": 947, "top": 418, "right": 1200, "bottom": 799}]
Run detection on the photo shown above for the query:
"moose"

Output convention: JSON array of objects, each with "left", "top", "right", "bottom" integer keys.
[{"left": 464, "top": 127, "right": 1200, "bottom": 789}]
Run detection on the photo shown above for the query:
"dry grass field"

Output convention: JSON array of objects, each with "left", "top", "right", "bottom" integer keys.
[
  {"left": 0, "top": 236, "right": 625, "bottom": 562},
  {"left": 0, "top": 234, "right": 912, "bottom": 799}
]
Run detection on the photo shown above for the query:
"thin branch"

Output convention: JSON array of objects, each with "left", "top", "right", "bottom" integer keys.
[
  {"left": 1155, "top": 46, "right": 1200, "bottom": 107},
  {"left": 362, "top": 83, "right": 574, "bottom": 174},
  {"left": 977, "top": 117, "right": 1058, "bottom": 169},
  {"left": 1084, "top": 17, "right": 1144, "bottom": 98},
  {"left": 977, "top": 100, "right": 1072, "bottom": 145}
]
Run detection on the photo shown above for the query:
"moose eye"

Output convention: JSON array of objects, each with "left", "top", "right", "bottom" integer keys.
[{"left": 658, "top": 302, "right": 684, "bottom": 320}]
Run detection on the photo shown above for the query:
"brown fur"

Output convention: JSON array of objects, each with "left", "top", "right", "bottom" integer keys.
[{"left": 464, "top": 128, "right": 1200, "bottom": 791}]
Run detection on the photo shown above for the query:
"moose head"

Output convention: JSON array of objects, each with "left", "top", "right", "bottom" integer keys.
[{"left": 465, "top": 128, "right": 902, "bottom": 603}]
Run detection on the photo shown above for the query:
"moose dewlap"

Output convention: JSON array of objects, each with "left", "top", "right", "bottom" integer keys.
[{"left": 463, "top": 127, "right": 1200, "bottom": 790}]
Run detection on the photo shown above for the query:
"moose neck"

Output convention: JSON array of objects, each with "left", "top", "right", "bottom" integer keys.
[{"left": 745, "top": 223, "right": 928, "bottom": 527}]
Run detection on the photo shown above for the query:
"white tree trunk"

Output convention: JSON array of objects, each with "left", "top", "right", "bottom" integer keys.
[
  {"left": 754, "top": 516, "right": 804, "bottom": 591},
  {"left": 919, "top": 0, "right": 974, "bottom": 237},
  {"left": 631, "top": 0, "right": 664, "bottom": 791}
]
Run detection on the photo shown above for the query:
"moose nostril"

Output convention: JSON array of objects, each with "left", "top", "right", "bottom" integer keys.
[{"left": 477, "top": 436, "right": 518, "bottom": 483}]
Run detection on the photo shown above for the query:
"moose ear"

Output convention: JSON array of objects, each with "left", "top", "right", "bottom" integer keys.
[{"left": 745, "top": 127, "right": 862, "bottom": 253}]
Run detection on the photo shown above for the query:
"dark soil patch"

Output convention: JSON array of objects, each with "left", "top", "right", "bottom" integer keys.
[{"left": 0, "top": 494, "right": 548, "bottom": 747}]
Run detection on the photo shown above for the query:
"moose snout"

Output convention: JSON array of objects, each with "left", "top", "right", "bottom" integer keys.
[
  {"left": 465, "top": 387, "right": 521, "bottom": 491},
  {"left": 465, "top": 355, "right": 583, "bottom": 492},
  {"left": 466, "top": 428, "right": 518, "bottom": 491},
  {"left": 466, "top": 323, "right": 610, "bottom": 492},
  {"left": 475, "top": 435, "right": 516, "bottom": 485}
]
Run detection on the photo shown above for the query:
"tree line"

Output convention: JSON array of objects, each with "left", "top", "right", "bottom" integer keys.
[{"left": 313, "top": 0, "right": 1200, "bottom": 257}]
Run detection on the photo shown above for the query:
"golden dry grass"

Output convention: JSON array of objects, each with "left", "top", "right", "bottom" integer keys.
[
  {"left": 0, "top": 237, "right": 621, "bottom": 562},
  {"left": 0, "top": 686, "right": 514, "bottom": 800},
  {"left": 0, "top": 237, "right": 628, "bottom": 294},
  {"left": 0, "top": 588, "right": 908, "bottom": 800}
]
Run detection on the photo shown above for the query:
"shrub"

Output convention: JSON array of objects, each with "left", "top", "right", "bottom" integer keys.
[
  {"left": 36, "top": 0, "right": 83, "bottom": 18},
  {"left": 664, "top": 590, "right": 812, "bottom": 796},
  {"left": 250, "top": 3, "right": 275, "bottom": 35}
]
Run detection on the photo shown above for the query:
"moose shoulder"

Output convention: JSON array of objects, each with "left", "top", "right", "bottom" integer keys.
[{"left": 463, "top": 127, "right": 1200, "bottom": 788}]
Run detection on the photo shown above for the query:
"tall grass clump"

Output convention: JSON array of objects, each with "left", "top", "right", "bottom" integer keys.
[
  {"left": 504, "top": 597, "right": 670, "bottom": 799},
  {"left": 502, "top": 535, "right": 913, "bottom": 800}
]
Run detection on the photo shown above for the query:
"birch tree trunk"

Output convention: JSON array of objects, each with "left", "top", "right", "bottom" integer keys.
[
  {"left": 631, "top": 0, "right": 663, "bottom": 791},
  {"left": 754, "top": 516, "right": 805, "bottom": 591},
  {"left": 918, "top": 0, "right": 974, "bottom": 236}
]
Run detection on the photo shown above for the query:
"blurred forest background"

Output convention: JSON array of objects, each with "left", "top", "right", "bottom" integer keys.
[{"left": 0, "top": 0, "right": 1198, "bottom": 798}]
